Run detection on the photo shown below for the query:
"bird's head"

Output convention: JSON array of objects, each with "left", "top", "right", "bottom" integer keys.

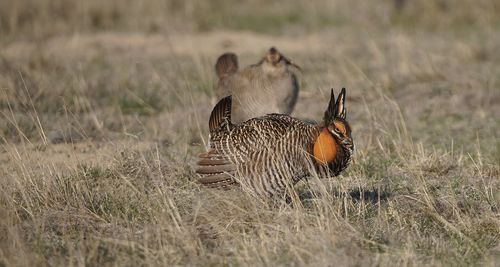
[
  {"left": 261, "top": 47, "right": 301, "bottom": 74},
  {"left": 313, "top": 88, "right": 353, "bottom": 167}
]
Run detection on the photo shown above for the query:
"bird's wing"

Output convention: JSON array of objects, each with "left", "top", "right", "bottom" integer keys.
[{"left": 197, "top": 115, "right": 297, "bottom": 188}]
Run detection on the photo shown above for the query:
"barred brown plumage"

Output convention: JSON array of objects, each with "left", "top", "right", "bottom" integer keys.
[
  {"left": 215, "top": 47, "right": 300, "bottom": 124},
  {"left": 196, "top": 88, "right": 354, "bottom": 198}
]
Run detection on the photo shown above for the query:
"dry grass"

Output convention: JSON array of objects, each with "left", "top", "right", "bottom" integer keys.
[{"left": 0, "top": 0, "right": 499, "bottom": 266}]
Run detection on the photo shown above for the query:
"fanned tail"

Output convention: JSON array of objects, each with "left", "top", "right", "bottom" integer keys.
[
  {"left": 209, "top": 96, "right": 233, "bottom": 133},
  {"left": 215, "top": 52, "right": 238, "bottom": 79}
]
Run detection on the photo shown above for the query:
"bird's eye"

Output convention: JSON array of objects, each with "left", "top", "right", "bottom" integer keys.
[{"left": 334, "top": 128, "right": 340, "bottom": 133}]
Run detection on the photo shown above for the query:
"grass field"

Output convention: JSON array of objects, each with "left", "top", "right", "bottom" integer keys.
[{"left": 0, "top": 0, "right": 499, "bottom": 266}]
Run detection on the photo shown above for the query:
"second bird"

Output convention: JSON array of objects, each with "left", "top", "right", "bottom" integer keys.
[{"left": 215, "top": 47, "right": 300, "bottom": 124}]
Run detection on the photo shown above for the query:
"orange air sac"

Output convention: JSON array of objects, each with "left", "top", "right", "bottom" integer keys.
[{"left": 313, "top": 129, "right": 338, "bottom": 165}]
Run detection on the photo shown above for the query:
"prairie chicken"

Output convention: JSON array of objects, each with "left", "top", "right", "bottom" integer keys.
[
  {"left": 215, "top": 47, "right": 300, "bottom": 124},
  {"left": 196, "top": 88, "right": 353, "bottom": 198}
]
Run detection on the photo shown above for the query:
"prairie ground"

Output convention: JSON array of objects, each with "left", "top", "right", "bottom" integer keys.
[{"left": 0, "top": 0, "right": 499, "bottom": 266}]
